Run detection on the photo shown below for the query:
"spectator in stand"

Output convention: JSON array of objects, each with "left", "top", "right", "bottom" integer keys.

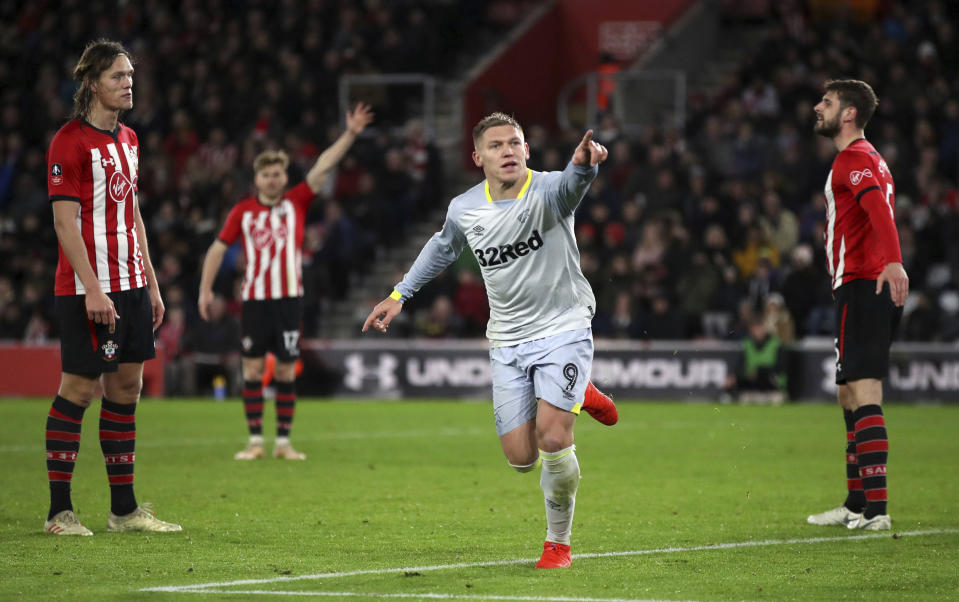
[
  {"left": 759, "top": 189, "right": 799, "bottom": 257},
  {"left": 723, "top": 315, "right": 787, "bottom": 404}
]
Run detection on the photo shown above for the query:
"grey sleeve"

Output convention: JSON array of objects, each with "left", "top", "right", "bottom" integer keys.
[
  {"left": 544, "top": 162, "right": 599, "bottom": 218},
  {"left": 393, "top": 214, "right": 467, "bottom": 301}
]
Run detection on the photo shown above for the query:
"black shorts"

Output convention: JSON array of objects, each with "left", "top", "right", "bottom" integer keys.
[
  {"left": 833, "top": 279, "right": 902, "bottom": 384},
  {"left": 241, "top": 298, "right": 303, "bottom": 361},
  {"left": 55, "top": 287, "right": 157, "bottom": 375}
]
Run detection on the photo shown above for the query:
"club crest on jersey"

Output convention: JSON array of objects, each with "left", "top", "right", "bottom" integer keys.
[
  {"left": 101, "top": 340, "right": 118, "bottom": 361},
  {"left": 849, "top": 169, "right": 872, "bottom": 186},
  {"left": 109, "top": 171, "right": 134, "bottom": 203},
  {"left": 241, "top": 336, "right": 253, "bottom": 351},
  {"left": 517, "top": 207, "right": 531, "bottom": 223},
  {"left": 50, "top": 163, "right": 63, "bottom": 185}
]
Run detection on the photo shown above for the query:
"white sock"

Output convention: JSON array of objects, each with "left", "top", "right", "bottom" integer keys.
[
  {"left": 250, "top": 435, "right": 264, "bottom": 446},
  {"left": 275, "top": 436, "right": 290, "bottom": 447},
  {"left": 539, "top": 445, "right": 580, "bottom": 546}
]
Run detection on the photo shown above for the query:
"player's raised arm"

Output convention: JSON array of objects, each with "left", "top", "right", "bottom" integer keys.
[
  {"left": 305, "top": 102, "right": 375, "bottom": 193},
  {"left": 571, "top": 130, "right": 608, "bottom": 167},
  {"left": 547, "top": 130, "right": 607, "bottom": 217}
]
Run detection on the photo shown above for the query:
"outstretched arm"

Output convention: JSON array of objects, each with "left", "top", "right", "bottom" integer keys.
[
  {"left": 548, "top": 130, "right": 609, "bottom": 217},
  {"left": 305, "top": 102, "right": 375, "bottom": 193},
  {"left": 362, "top": 215, "right": 467, "bottom": 334}
]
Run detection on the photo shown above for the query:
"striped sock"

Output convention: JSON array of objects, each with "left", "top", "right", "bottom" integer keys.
[
  {"left": 242, "top": 380, "right": 264, "bottom": 437},
  {"left": 46, "top": 396, "right": 85, "bottom": 520},
  {"left": 276, "top": 381, "right": 295, "bottom": 438},
  {"left": 99, "top": 398, "right": 138, "bottom": 516},
  {"left": 842, "top": 409, "right": 865, "bottom": 513},
  {"left": 853, "top": 404, "right": 888, "bottom": 518}
]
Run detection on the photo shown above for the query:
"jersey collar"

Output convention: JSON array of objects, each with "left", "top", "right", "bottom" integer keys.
[
  {"left": 81, "top": 119, "right": 121, "bottom": 138},
  {"left": 485, "top": 169, "right": 532, "bottom": 203}
]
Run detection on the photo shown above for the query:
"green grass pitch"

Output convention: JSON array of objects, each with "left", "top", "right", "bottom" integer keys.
[{"left": 1, "top": 398, "right": 957, "bottom": 601}]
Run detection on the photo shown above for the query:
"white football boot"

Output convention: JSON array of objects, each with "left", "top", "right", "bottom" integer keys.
[
  {"left": 108, "top": 504, "right": 182, "bottom": 532},
  {"left": 806, "top": 505, "right": 862, "bottom": 527},
  {"left": 846, "top": 514, "right": 891, "bottom": 531},
  {"left": 44, "top": 510, "right": 93, "bottom": 536}
]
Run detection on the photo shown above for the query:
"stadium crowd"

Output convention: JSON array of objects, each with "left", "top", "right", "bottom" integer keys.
[
  {"left": 1, "top": 0, "right": 958, "bottom": 371},
  {"left": 397, "top": 0, "right": 959, "bottom": 344}
]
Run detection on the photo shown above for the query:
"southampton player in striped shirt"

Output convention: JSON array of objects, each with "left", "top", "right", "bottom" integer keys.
[
  {"left": 199, "top": 103, "right": 374, "bottom": 461},
  {"left": 363, "top": 113, "right": 618, "bottom": 568},
  {"left": 806, "top": 80, "right": 908, "bottom": 531},
  {"left": 44, "top": 39, "right": 180, "bottom": 535}
]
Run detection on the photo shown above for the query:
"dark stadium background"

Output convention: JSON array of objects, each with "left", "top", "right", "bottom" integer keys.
[{"left": 1, "top": 0, "right": 957, "bottom": 399}]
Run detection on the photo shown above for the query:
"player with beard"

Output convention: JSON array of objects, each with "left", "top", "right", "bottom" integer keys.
[{"left": 806, "top": 80, "right": 907, "bottom": 531}]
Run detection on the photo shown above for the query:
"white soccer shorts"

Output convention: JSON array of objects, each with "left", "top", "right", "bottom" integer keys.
[{"left": 489, "top": 328, "right": 593, "bottom": 436}]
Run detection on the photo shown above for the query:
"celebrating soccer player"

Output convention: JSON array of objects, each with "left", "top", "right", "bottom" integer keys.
[
  {"left": 363, "top": 113, "right": 618, "bottom": 568},
  {"left": 806, "top": 80, "right": 907, "bottom": 531},
  {"left": 44, "top": 39, "right": 180, "bottom": 535},
  {"left": 199, "top": 103, "right": 374, "bottom": 461}
]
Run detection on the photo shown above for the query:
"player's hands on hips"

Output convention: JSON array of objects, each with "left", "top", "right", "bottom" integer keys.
[
  {"left": 572, "top": 130, "right": 608, "bottom": 167},
  {"left": 346, "top": 102, "right": 375, "bottom": 135},
  {"left": 86, "top": 289, "right": 120, "bottom": 333},
  {"left": 198, "top": 289, "right": 214, "bottom": 322},
  {"left": 362, "top": 297, "right": 403, "bottom": 334},
  {"left": 148, "top": 285, "right": 165, "bottom": 331},
  {"left": 877, "top": 262, "right": 909, "bottom": 306}
]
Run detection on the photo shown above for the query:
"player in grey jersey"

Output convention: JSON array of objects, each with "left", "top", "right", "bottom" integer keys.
[{"left": 363, "top": 112, "right": 617, "bottom": 568}]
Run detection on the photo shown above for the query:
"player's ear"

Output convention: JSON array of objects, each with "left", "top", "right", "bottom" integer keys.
[
  {"left": 843, "top": 105, "right": 857, "bottom": 125},
  {"left": 524, "top": 142, "right": 530, "bottom": 159},
  {"left": 472, "top": 150, "right": 483, "bottom": 168}
]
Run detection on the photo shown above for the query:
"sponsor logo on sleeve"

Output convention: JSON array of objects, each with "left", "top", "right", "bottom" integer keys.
[
  {"left": 849, "top": 168, "right": 873, "bottom": 186},
  {"left": 51, "top": 163, "right": 63, "bottom": 185}
]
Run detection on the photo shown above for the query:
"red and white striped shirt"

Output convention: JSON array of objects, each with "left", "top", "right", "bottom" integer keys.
[
  {"left": 218, "top": 182, "right": 314, "bottom": 301},
  {"left": 47, "top": 120, "right": 146, "bottom": 296},
  {"left": 823, "top": 138, "right": 902, "bottom": 290}
]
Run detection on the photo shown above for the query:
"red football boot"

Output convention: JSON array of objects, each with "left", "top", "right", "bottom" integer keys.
[
  {"left": 582, "top": 381, "right": 618, "bottom": 425},
  {"left": 535, "top": 541, "right": 572, "bottom": 569}
]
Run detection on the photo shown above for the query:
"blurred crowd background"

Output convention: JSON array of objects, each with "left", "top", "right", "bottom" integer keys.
[{"left": 2, "top": 0, "right": 957, "bottom": 380}]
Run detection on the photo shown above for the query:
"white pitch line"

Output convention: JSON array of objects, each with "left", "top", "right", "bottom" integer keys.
[
  {"left": 141, "top": 528, "right": 959, "bottom": 594},
  {"left": 148, "top": 591, "right": 681, "bottom": 602}
]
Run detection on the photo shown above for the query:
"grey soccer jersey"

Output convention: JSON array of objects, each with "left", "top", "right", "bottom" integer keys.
[{"left": 394, "top": 162, "right": 598, "bottom": 347}]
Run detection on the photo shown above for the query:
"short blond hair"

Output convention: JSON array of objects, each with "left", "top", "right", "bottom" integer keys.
[
  {"left": 253, "top": 150, "right": 290, "bottom": 173},
  {"left": 472, "top": 112, "right": 523, "bottom": 146}
]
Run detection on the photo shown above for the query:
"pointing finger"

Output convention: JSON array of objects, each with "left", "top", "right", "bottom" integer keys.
[{"left": 579, "top": 129, "right": 594, "bottom": 148}]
